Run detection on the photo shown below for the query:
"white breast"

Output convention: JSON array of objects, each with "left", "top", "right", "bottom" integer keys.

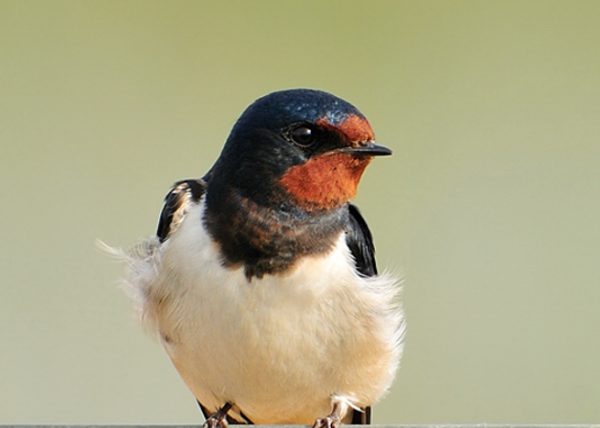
[{"left": 125, "top": 198, "right": 404, "bottom": 424}]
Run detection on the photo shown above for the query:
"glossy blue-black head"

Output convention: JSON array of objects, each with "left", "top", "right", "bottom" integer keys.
[
  {"left": 218, "top": 88, "right": 389, "bottom": 165},
  {"left": 207, "top": 89, "right": 390, "bottom": 211}
]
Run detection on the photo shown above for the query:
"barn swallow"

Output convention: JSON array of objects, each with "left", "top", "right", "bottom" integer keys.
[{"left": 118, "top": 89, "right": 405, "bottom": 428}]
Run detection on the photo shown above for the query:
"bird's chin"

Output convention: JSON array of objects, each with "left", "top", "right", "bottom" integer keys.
[{"left": 279, "top": 153, "right": 371, "bottom": 212}]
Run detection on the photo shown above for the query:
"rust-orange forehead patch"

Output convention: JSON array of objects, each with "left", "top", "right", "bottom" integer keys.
[{"left": 317, "top": 114, "right": 375, "bottom": 144}]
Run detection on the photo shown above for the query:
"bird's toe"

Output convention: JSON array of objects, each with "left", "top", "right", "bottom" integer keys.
[
  {"left": 202, "top": 415, "right": 228, "bottom": 428},
  {"left": 312, "top": 415, "right": 341, "bottom": 428}
]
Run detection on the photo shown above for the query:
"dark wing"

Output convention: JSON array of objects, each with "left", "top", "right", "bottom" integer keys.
[
  {"left": 345, "top": 203, "right": 378, "bottom": 277},
  {"left": 157, "top": 179, "right": 206, "bottom": 242},
  {"left": 345, "top": 204, "right": 377, "bottom": 424}
]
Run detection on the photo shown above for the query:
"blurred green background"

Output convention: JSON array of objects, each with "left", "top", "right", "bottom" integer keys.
[{"left": 1, "top": 0, "right": 599, "bottom": 424}]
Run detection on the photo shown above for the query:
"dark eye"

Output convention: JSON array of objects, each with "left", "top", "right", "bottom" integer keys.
[{"left": 289, "top": 125, "right": 316, "bottom": 147}]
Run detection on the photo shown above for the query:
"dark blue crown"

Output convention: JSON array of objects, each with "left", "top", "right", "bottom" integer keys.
[{"left": 231, "top": 88, "right": 365, "bottom": 134}]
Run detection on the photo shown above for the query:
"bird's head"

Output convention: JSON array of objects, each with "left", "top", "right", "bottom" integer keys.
[{"left": 210, "top": 89, "right": 391, "bottom": 212}]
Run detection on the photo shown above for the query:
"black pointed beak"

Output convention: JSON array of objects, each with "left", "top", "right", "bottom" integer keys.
[{"left": 338, "top": 141, "right": 392, "bottom": 157}]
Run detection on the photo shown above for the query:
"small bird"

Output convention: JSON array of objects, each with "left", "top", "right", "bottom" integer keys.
[{"left": 118, "top": 89, "right": 405, "bottom": 428}]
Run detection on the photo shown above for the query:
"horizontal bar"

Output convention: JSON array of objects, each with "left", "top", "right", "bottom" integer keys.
[{"left": 2, "top": 425, "right": 600, "bottom": 428}]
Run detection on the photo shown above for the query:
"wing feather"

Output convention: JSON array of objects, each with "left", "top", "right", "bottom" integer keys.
[
  {"left": 157, "top": 179, "right": 206, "bottom": 242},
  {"left": 345, "top": 204, "right": 377, "bottom": 277}
]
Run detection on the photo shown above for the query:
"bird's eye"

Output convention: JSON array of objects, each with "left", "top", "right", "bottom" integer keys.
[{"left": 289, "top": 125, "right": 316, "bottom": 147}]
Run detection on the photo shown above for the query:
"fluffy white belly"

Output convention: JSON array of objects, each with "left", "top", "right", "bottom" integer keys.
[{"left": 132, "top": 201, "right": 404, "bottom": 424}]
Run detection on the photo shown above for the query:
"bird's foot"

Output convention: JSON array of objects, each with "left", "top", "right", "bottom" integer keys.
[
  {"left": 312, "top": 414, "right": 341, "bottom": 428},
  {"left": 312, "top": 400, "right": 343, "bottom": 428},
  {"left": 203, "top": 417, "right": 227, "bottom": 428},
  {"left": 203, "top": 402, "right": 232, "bottom": 428}
]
